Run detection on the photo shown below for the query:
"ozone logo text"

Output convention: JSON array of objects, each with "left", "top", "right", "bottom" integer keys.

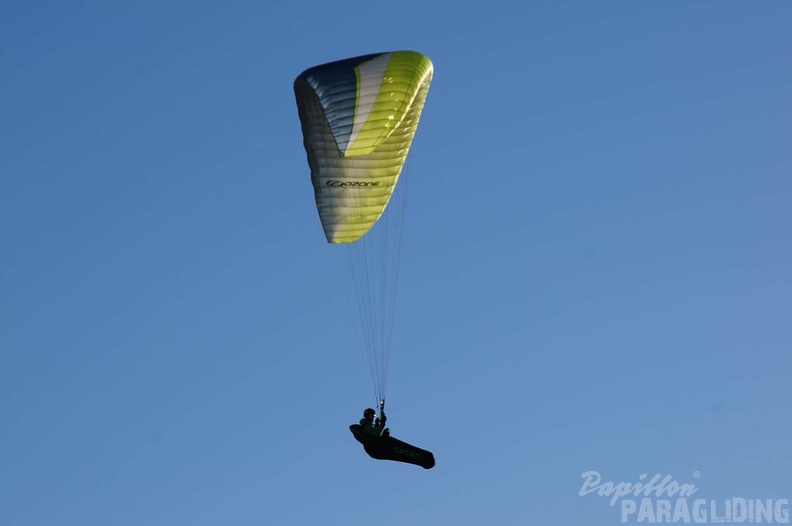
[
  {"left": 326, "top": 180, "right": 380, "bottom": 187},
  {"left": 393, "top": 447, "right": 422, "bottom": 458}
]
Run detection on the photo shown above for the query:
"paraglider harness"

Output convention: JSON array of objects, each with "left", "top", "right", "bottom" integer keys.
[{"left": 349, "top": 399, "right": 435, "bottom": 469}]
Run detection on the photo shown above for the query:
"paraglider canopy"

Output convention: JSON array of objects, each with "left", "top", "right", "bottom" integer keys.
[
  {"left": 294, "top": 51, "right": 434, "bottom": 404},
  {"left": 294, "top": 50, "right": 434, "bottom": 245}
]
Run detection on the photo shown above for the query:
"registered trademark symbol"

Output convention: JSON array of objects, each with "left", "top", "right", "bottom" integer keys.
[{"left": 693, "top": 471, "right": 701, "bottom": 478}]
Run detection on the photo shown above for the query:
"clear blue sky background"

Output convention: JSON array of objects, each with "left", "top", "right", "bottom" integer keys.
[{"left": 2, "top": 2, "right": 790, "bottom": 525}]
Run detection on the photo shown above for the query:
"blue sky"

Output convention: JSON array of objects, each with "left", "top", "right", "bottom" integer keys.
[{"left": 2, "top": 1, "right": 790, "bottom": 525}]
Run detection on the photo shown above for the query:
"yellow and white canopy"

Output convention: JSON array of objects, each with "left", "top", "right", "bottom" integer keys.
[{"left": 294, "top": 51, "right": 434, "bottom": 243}]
